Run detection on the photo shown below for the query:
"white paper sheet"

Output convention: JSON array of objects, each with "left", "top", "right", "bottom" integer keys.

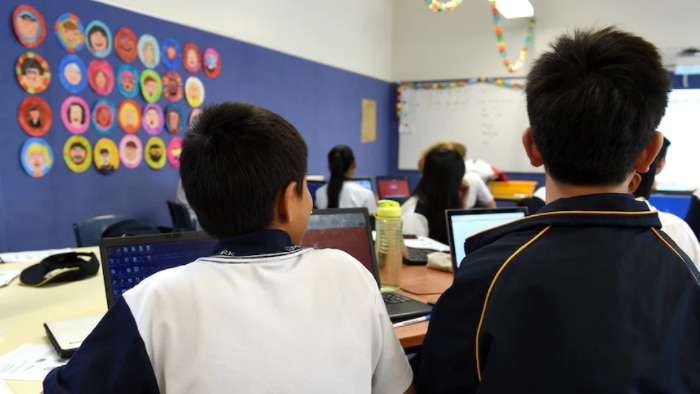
[
  {"left": 0, "top": 248, "right": 72, "bottom": 264},
  {"left": 0, "top": 344, "right": 67, "bottom": 382},
  {"left": 0, "top": 271, "right": 20, "bottom": 287},
  {"left": 404, "top": 236, "right": 450, "bottom": 252},
  {"left": 0, "top": 379, "right": 13, "bottom": 394}
]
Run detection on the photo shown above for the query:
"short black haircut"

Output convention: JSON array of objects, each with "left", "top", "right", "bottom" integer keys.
[
  {"left": 180, "top": 102, "right": 308, "bottom": 238},
  {"left": 21, "top": 58, "right": 42, "bottom": 74},
  {"left": 20, "top": 13, "right": 37, "bottom": 22},
  {"left": 70, "top": 142, "right": 86, "bottom": 150},
  {"left": 525, "top": 27, "right": 670, "bottom": 185},
  {"left": 100, "top": 148, "right": 109, "bottom": 154}
]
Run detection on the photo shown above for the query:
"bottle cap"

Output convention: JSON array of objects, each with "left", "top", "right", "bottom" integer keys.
[{"left": 375, "top": 200, "right": 401, "bottom": 221}]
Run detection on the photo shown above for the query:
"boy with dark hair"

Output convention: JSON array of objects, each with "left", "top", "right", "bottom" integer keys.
[
  {"left": 44, "top": 102, "right": 413, "bottom": 393},
  {"left": 417, "top": 27, "right": 700, "bottom": 392}
]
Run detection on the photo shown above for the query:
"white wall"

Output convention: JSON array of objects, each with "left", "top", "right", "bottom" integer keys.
[
  {"left": 92, "top": 0, "right": 394, "bottom": 81},
  {"left": 393, "top": 0, "right": 700, "bottom": 81}
]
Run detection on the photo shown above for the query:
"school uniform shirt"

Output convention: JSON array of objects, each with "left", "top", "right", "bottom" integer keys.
[
  {"left": 401, "top": 196, "right": 428, "bottom": 237},
  {"left": 640, "top": 197, "right": 700, "bottom": 269},
  {"left": 44, "top": 230, "right": 412, "bottom": 394},
  {"left": 418, "top": 194, "right": 700, "bottom": 393},
  {"left": 463, "top": 172, "right": 494, "bottom": 208},
  {"left": 315, "top": 180, "right": 378, "bottom": 213}
]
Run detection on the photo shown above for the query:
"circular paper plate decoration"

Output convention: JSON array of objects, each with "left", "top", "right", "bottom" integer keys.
[
  {"left": 87, "top": 59, "right": 115, "bottom": 96},
  {"left": 13, "top": 5, "right": 47, "bottom": 48},
  {"left": 162, "top": 71, "right": 183, "bottom": 102},
  {"left": 185, "top": 76, "right": 205, "bottom": 108},
  {"left": 203, "top": 48, "right": 221, "bottom": 78},
  {"left": 16, "top": 52, "right": 51, "bottom": 94},
  {"left": 91, "top": 99, "right": 117, "bottom": 135},
  {"left": 119, "top": 135, "right": 143, "bottom": 169},
  {"left": 94, "top": 138, "right": 119, "bottom": 175},
  {"left": 21, "top": 138, "right": 53, "bottom": 178},
  {"left": 118, "top": 99, "right": 142, "bottom": 134},
  {"left": 144, "top": 136, "right": 166, "bottom": 170},
  {"left": 142, "top": 103, "right": 164, "bottom": 135},
  {"left": 189, "top": 108, "right": 203, "bottom": 127},
  {"left": 117, "top": 64, "right": 139, "bottom": 98},
  {"left": 61, "top": 96, "right": 90, "bottom": 135},
  {"left": 138, "top": 34, "right": 160, "bottom": 69},
  {"left": 182, "top": 43, "right": 202, "bottom": 74},
  {"left": 167, "top": 137, "right": 183, "bottom": 168},
  {"left": 164, "top": 103, "right": 185, "bottom": 134},
  {"left": 18, "top": 96, "right": 52, "bottom": 137},
  {"left": 58, "top": 54, "right": 87, "bottom": 93},
  {"left": 63, "top": 135, "right": 92, "bottom": 173},
  {"left": 85, "top": 21, "right": 112, "bottom": 58},
  {"left": 114, "top": 27, "right": 138, "bottom": 63},
  {"left": 161, "top": 38, "right": 181, "bottom": 70},
  {"left": 140, "top": 69, "right": 163, "bottom": 103},
  {"left": 54, "top": 13, "right": 84, "bottom": 53}
]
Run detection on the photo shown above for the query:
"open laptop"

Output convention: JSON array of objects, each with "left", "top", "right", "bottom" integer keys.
[
  {"left": 376, "top": 176, "right": 411, "bottom": 202},
  {"left": 446, "top": 207, "right": 527, "bottom": 272},
  {"left": 307, "top": 180, "right": 326, "bottom": 207},
  {"left": 350, "top": 177, "right": 374, "bottom": 193},
  {"left": 302, "top": 208, "right": 432, "bottom": 322}
]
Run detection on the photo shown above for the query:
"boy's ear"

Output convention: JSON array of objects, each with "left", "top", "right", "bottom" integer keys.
[
  {"left": 275, "top": 181, "right": 299, "bottom": 224},
  {"left": 521, "top": 127, "right": 544, "bottom": 167},
  {"left": 634, "top": 131, "right": 663, "bottom": 173},
  {"left": 628, "top": 172, "right": 642, "bottom": 194}
]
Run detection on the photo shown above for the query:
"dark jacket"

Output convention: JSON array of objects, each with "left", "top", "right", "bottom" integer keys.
[{"left": 418, "top": 193, "right": 700, "bottom": 393}]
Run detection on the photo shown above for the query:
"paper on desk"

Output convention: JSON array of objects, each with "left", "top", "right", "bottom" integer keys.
[
  {"left": 0, "top": 248, "right": 72, "bottom": 264},
  {"left": 404, "top": 236, "right": 450, "bottom": 252},
  {"left": 0, "top": 271, "right": 20, "bottom": 287},
  {"left": 0, "top": 344, "right": 67, "bottom": 381},
  {"left": 0, "top": 379, "right": 12, "bottom": 394}
]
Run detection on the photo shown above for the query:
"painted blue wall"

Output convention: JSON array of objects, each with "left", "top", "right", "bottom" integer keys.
[{"left": 1, "top": 0, "right": 394, "bottom": 251}]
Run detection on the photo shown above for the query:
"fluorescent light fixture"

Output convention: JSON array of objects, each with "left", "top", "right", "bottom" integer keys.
[{"left": 490, "top": 0, "right": 534, "bottom": 19}]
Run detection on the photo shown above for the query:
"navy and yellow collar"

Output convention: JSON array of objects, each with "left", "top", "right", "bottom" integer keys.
[{"left": 212, "top": 229, "right": 301, "bottom": 257}]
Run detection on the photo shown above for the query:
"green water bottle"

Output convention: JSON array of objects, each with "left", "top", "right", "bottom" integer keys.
[{"left": 375, "top": 200, "right": 403, "bottom": 292}]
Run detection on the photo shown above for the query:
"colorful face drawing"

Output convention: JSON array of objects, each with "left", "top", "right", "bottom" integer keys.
[
  {"left": 85, "top": 21, "right": 112, "bottom": 58},
  {"left": 142, "top": 104, "right": 164, "bottom": 135},
  {"left": 16, "top": 52, "right": 51, "bottom": 94},
  {"left": 54, "top": 13, "right": 84, "bottom": 53},
  {"left": 18, "top": 96, "right": 52, "bottom": 137},
  {"left": 203, "top": 48, "right": 221, "bottom": 78},
  {"left": 119, "top": 135, "right": 143, "bottom": 169},
  {"left": 116, "top": 64, "right": 139, "bottom": 98},
  {"left": 88, "top": 59, "right": 114, "bottom": 96},
  {"left": 161, "top": 38, "right": 181, "bottom": 70},
  {"left": 164, "top": 103, "right": 185, "bottom": 134},
  {"left": 167, "top": 137, "right": 183, "bottom": 168},
  {"left": 91, "top": 99, "right": 117, "bottom": 135},
  {"left": 185, "top": 76, "right": 205, "bottom": 108},
  {"left": 22, "top": 138, "right": 54, "bottom": 178},
  {"left": 140, "top": 70, "right": 163, "bottom": 103},
  {"left": 61, "top": 96, "right": 90, "bottom": 134},
  {"left": 162, "top": 71, "right": 183, "bottom": 102},
  {"left": 144, "top": 136, "right": 166, "bottom": 170},
  {"left": 182, "top": 43, "right": 201, "bottom": 74},
  {"left": 13, "top": 6, "right": 46, "bottom": 48},
  {"left": 114, "top": 27, "right": 137, "bottom": 63},
  {"left": 63, "top": 136, "right": 92, "bottom": 173},
  {"left": 118, "top": 99, "right": 142, "bottom": 134},
  {"left": 94, "top": 138, "right": 119, "bottom": 175},
  {"left": 138, "top": 34, "right": 160, "bottom": 69}
]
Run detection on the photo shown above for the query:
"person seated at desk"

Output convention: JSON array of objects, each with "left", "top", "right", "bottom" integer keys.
[
  {"left": 43, "top": 103, "right": 413, "bottom": 393},
  {"left": 315, "top": 144, "right": 378, "bottom": 213},
  {"left": 402, "top": 148, "right": 466, "bottom": 244}
]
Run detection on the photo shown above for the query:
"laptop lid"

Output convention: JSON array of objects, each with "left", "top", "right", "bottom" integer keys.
[
  {"left": 99, "top": 231, "right": 218, "bottom": 307},
  {"left": 446, "top": 207, "right": 527, "bottom": 272},
  {"left": 376, "top": 176, "right": 411, "bottom": 200},
  {"left": 350, "top": 177, "right": 374, "bottom": 193}
]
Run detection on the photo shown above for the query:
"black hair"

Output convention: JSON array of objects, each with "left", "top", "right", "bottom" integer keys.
[
  {"left": 326, "top": 145, "right": 355, "bottom": 208},
  {"left": 525, "top": 27, "right": 670, "bottom": 185},
  {"left": 413, "top": 148, "right": 465, "bottom": 244},
  {"left": 100, "top": 148, "right": 109, "bottom": 154},
  {"left": 70, "top": 142, "right": 86, "bottom": 150},
  {"left": 87, "top": 25, "right": 108, "bottom": 44},
  {"left": 20, "top": 13, "right": 37, "bottom": 22},
  {"left": 180, "top": 102, "right": 308, "bottom": 238},
  {"left": 657, "top": 137, "right": 671, "bottom": 161},
  {"left": 21, "top": 58, "right": 42, "bottom": 74},
  {"left": 67, "top": 103, "right": 85, "bottom": 124}
]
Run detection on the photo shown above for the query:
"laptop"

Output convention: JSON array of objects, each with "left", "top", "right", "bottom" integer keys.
[
  {"left": 376, "top": 176, "right": 411, "bottom": 202},
  {"left": 307, "top": 180, "right": 326, "bottom": 207},
  {"left": 302, "top": 208, "right": 432, "bottom": 322},
  {"left": 446, "top": 207, "right": 527, "bottom": 272},
  {"left": 350, "top": 177, "right": 374, "bottom": 193}
]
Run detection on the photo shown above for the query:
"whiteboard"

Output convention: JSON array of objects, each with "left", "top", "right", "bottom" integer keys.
[{"left": 398, "top": 83, "right": 540, "bottom": 173}]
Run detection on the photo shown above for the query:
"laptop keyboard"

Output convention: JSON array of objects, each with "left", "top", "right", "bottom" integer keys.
[
  {"left": 404, "top": 247, "right": 439, "bottom": 264},
  {"left": 382, "top": 292, "right": 412, "bottom": 304}
]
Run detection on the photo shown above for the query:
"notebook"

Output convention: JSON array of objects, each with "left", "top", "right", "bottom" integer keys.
[
  {"left": 350, "top": 177, "right": 374, "bottom": 193},
  {"left": 446, "top": 207, "right": 527, "bottom": 272},
  {"left": 376, "top": 176, "right": 411, "bottom": 201},
  {"left": 302, "top": 208, "right": 433, "bottom": 322}
]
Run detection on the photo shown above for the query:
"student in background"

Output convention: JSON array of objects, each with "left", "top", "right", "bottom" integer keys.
[
  {"left": 44, "top": 103, "right": 413, "bottom": 393},
  {"left": 417, "top": 27, "right": 700, "bottom": 392},
  {"left": 402, "top": 148, "right": 466, "bottom": 244},
  {"left": 315, "top": 144, "right": 378, "bottom": 213}
]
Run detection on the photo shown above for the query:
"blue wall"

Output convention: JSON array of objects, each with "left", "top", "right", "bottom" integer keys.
[{"left": 1, "top": 0, "right": 394, "bottom": 251}]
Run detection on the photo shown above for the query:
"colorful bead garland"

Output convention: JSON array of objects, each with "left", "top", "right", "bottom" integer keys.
[
  {"left": 395, "top": 78, "right": 524, "bottom": 117},
  {"left": 491, "top": 2, "right": 535, "bottom": 73},
  {"left": 424, "top": 0, "right": 463, "bottom": 12}
]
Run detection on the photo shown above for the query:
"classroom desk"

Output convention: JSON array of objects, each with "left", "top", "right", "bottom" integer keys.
[
  {"left": 0, "top": 249, "right": 452, "bottom": 393},
  {"left": 492, "top": 193, "right": 531, "bottom": 202}
]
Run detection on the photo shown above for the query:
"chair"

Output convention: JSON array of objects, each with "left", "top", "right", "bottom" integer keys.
[
  {"left": 167, "top": 201, "right": 197, "bottom": 232},
  {"left": 73, "top": 214, "right": 129, "bottom": 247},
  {"left": 101, "top": 218, "right": 161, "bottom": 239}
]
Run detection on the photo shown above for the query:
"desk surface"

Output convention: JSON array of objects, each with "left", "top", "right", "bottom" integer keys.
[{"left": 0, "top": 248, "right": 451, "bottom": 393}]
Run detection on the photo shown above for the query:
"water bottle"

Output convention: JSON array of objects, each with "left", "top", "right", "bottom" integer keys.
[{"left": 375, "top": 200, "right": 403, "bottom": 292}]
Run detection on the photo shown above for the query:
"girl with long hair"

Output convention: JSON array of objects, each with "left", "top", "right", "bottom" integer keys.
[{"left": 315, "top": 145, "right": 377, "bottom": 212}]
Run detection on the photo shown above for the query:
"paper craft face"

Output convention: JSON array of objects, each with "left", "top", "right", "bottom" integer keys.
[
  {"left": 64, "top": 63, "right": 81, "bottom": 85},
  {"left": 118, "top": 99, "right": 142, "bottom": 134},
  {"left": 203, "top": 48, "right": 221, "bottom": 78},
  {"left": 94, "top": 138, "right": 119, "bottom": 175},
  {"left": 140, "top": 70, "right": 162, "bottom": 103},
  {"left": 92, "top": 99, "right": 117, "bottom": 135},
  {"left": 19, "top": 96, "right": 52, "bottom": 137},
  {"left": 117, "top": 64, "right": 139, "bottom": 98},
  {"left": 162, "top": 71, "right": 183, "bottom": 102},
  {"left": 145, "top": 137, "right": 167, "bottom": 170},
  {"left": 185, "top": 77, "right": 205, "bottom": 108},
  {"left": 167, "top": 110, "right": 181, "bottom": 133},
  {"left": 17, "top": 53, "right": 51, "bottom": 94},
  {"left": 142, "top": 104, "right": 164, "bottom": 135},
  {"left": 61, "top": 96, "right": 90, "bottom": 134},
  {"left": 14, "top": 6, "right": 46, "bottom": 47},
  {"left": 88, "top": 59, "right": 114, "bottom": 96},
  {"left": 138, "top": 35, "right": 160, "bottom": 68},
  {"left": 119, "top": 135, "right": 143, "bottom": 169},
  {"left": 55, "top": 13, "right": 84, "bottom": 53},
  {"left": 114, "top": 27, "right": 137, "bottom": 63},
  {"left": 22, "top": 138, "right": 53, "bottom": 178},
  {"left": 182, "top": 43, "right": 201, "bottom": 74},
  {"left": 161, "top": 38, "right": 181, "bottom": 70},
  {"left": 85, "top": 21, "right": 112, "bottom": 58},
  {"left": 167, "top": 137, "right": 183, "bottom": 168}
]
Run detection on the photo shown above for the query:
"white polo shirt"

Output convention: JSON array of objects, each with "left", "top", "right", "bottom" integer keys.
[
  {"left": 315, "top": 181, "right": 378, "bottom": 213},
  {"left": 464, "top": 172, "right": 495, "bottom": 208}
]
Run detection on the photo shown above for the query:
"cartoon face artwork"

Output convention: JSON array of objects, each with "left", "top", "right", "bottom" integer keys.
[
  {"left": 18, "top": 96, "right": 52, "bottom": 137},
  {"left": 63, "top": 135, "right": 92, "bottom": 173},
  {"left": 88, "top": 59, "right": 115, "bottom": 96},
  {"left": 203, "top": 48, "right": 221, "bottom": 78},
  {"left": 13, "top": 5, "right": 46, "bottom": 48},
  {"left": 118, "top": 99, "right": 142, "bottom": 134},
  {"left": 167, "top": 137, "right": 183, "bottom": 169},
  {"left": 54, "top": 13, "right": 84, "bottom": 53},
  {"left": 116, "top": 64, "right": 139, "bottom": 98},
  {"left": 161, "top": 38, "right": 181, "bottom": 70},
  {"left": 142, "top": 104, "right": 164, "bottom": 135},
  {"left": 162, "top": 71, "right": 183, "bottom": 102},
  {"left": 182, "top": 43, "right": 201, "bottom": 74},
  {"left": 144, "top": 136, "right": 166, "bottom": 170},
  {"left": 85, "top": 21, "right": 112, "bottom": 58},
  {"left": 185, "top": 76, "right": 205, "bottom": 108},
  {"left": 138, "top": 34, "right": 160, "bottom": 69},
  {"left": 164, "top": 103, "right": 185, "bottom": 134},
  {"left": 140, "top": 70, "right": 163, "bottom": 103},
  {"left": 61, "top": 96, "right": 90, "bottom": 135},
  {"left": 21, "top": 138, "right": 53, "bottom": 178},
  {"left": 114, "top": 27, "right": 138, "bottom": 63},
  {"left": 119, "top": 135, "right": 143, "bottom": 169},
  {"left": 92, "top": 99, "right": 117, "bottom": 135},
  {"left": 58, "top": 54, "right": 87, "bottom": 93},
  {"left": 16, "top": 52, "right": 51, "bottom": 94},
  {"left": 94, "top": 138, "right": 120, "bottom": 175}
]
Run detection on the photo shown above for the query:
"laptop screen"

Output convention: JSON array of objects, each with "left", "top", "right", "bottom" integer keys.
[
  {"left": 377, "top": 177, "right": 411, "bottom": 199},
  {"left": 100, "top": 232, "right": 217, "bottom": 307},
  {"left": 446, "top": 208, "right": 527, "bottom": 270},
  {"left": 351, "top": 178, "right": 374, "bottom": 193},
  {"left": 307, "top": 180, "right": 326, "bottom": 205}
]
